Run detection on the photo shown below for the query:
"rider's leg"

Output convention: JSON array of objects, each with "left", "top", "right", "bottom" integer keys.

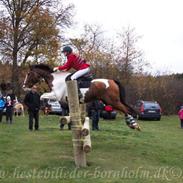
[
  {"left": 70, "top": 68, "right": 90, "bottom": 80},
  {"left": 70, "top": 68, "right": 90, "bottom": 101}
]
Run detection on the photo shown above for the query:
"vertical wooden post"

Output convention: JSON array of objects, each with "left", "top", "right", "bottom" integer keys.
[
  {"left": 66, "top": 80, "right": 86, "bottom": 167},
  {"left": 80, "top": 103, "right": 86, "bottom": 123}
]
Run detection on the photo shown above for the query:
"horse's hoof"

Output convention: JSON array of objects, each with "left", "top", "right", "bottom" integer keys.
[
  {"left": 136, "top": 126, "right": 141, "bottom": 131},
  {"left": 129, "top": 123, "right": 141, "bottom": 131},
  {"left": 135, "top": 124, "right": 141, "bottom": 131}
]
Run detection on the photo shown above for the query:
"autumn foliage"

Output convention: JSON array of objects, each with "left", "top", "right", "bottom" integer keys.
[{"left": 0, "top": 1, "right": 182, "bottom": 114}]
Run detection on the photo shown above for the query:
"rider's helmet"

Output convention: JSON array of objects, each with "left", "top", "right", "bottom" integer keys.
[{"left": 62, "top": 46, "right": 73, "bottom": 55}]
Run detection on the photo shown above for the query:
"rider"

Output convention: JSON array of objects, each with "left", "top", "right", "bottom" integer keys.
[{"left": 53, "top": 46, "right": 90, "bottom": 80}]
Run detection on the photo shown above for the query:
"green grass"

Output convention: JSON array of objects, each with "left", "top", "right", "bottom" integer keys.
[{"left": 0, "top": 114, "right": 183, "bottom": 183}]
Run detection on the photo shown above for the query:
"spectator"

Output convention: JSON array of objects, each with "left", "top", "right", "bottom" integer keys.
[
  {"left": 178, "top": 106, "right": 183, "bottom": 128},
  {"left": 5, "top": 96, "right": 14, "bottom": 124},
  {"left": 0, "top": 94, "right": 5, "bottom": 123},
  {"left": 6, "top": 92, "right": 16, "bottom": 103},
  {"left": 88, "top": 100, "right": 101, "bottom": 131},
  {"left": 24, "top": 85, "right": 41, "bottom": 131}
]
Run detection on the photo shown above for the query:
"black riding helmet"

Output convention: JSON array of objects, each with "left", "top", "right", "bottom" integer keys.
[{"left": 62, "top": 46, "right": 73, "bottom": 54}]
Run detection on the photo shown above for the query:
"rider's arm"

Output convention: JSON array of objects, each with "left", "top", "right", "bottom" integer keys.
[{"left": 58, "top": 55, "right": 74, "bottom": 71}]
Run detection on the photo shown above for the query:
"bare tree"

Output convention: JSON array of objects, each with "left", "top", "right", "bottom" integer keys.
[
  {"left": 69, "top": 24, "right": 115, "bottom": 77},
  {"left": 115, "top": 26, "right": 146, "bottom": 84},
  {"left": 70, "top": 24, "right": 104, "bottom": 60}
]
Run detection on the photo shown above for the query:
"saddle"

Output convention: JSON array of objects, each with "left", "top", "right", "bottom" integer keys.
[{"left": 65, "top": 72, "right": 93, "bottom": 88}]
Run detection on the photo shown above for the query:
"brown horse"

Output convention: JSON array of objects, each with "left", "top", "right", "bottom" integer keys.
[{"left": 22, "top": 64, "right": 141, "bottom": 130}]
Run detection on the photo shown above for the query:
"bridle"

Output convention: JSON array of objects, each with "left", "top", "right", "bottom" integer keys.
[{"left": 22, "top": 74, "right": 28, "bottom": 88}]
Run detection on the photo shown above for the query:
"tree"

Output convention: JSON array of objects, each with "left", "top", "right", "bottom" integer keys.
[
  {"left": 0, "top": 0, "right": 74, "bottom": 95},
  {"left": 70, "top": 24, "right": 104, "bottom": 60},
  {"left": 22, "top": 7, "right": 60, "bottom": 65},
  {"left": 115, "top": 26, "right": 147, "bottom": 84},
  {"left": 70, "top": 24, "right": 116, "bottom": 78}
]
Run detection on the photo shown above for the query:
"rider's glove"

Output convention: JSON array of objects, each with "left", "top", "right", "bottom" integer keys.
[{"left": 53, "top": 67, "right": 59, "bottom": 72}]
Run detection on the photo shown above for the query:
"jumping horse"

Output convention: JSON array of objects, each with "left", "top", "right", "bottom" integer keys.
[{"left": 22, "top": 64, "right": 141, "bottom": 131}]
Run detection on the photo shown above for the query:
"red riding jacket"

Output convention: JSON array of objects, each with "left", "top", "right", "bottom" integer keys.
[{"left": 58, "top": 53, "right": 90, "bottom": 71}]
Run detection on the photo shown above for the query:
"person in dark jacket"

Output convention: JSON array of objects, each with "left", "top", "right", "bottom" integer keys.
[
  {"left": 87, "top": 100, "right": 102, "bottom": 131},
  {"left": 24, "top": 85, "right": 40, "bottom": 131}
]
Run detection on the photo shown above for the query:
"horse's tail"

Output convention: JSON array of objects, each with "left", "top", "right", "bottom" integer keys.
[
  {"left": 114, "top": 80, "right": 126, "bottom": 103},
  {"left": 114, "top": 80, "right": 137, "bottom": 115}
]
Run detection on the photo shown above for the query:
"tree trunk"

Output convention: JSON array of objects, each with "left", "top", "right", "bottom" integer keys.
[{"left": 12, "top": 27, "right": 20, "bottom": 97}]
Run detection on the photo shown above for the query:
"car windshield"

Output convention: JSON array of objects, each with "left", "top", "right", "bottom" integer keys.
[{"left": 144, "top": 102, "right": 160, "bottom": 108}]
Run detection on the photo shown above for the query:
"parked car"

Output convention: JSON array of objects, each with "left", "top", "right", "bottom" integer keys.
[
  {"left": 40, "top": 98, "right": 62, "bottom": 115},
  {"left": 100, "top": 105, "right": 117, "bottom": 120},
  {"left": 134, "top": 100, "right": 161, "bottom": 120},
  {"left": 101, "top": 110, "right": 117, "bottom": 120},
  {"left": 48, "top": 99, "right": 62, "bottom": 115}
]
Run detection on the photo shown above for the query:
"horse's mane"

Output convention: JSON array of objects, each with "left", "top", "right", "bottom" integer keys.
[{"left": 31, "top": 64, "right": 53, "bottom": 73}]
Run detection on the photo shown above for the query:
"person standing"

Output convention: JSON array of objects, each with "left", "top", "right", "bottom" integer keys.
[
  {"left": 24, "top": 85, "right": 40, "bottom": 131},
  {"left": 5, "top": 96, "right": 14, "bottom": 124},
  {"left": 87, "top": 100, "right": 101, "bottom": 131},
  {"left": 0, "top": 94, "right": 5, "bottom": 123},
  {"left": 178, "top": 106, "right": 183, "bottom": 128}
]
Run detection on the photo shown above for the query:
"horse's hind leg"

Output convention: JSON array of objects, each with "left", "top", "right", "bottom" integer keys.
[{"left": 113, "top": 101, "right": 140, "bottom": 130}]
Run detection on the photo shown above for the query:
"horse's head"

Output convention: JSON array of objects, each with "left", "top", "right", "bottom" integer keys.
[
  {"left": 22, "top": 64, "right": 53, "bottom": 90},
  {"left": 22, "top": 68, "right": 41, "bottom": 90}
]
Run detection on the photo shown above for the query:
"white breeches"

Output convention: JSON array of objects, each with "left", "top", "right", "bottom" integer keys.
[{"left": 71, "top": 68, "right": 90, "bottom": 80}]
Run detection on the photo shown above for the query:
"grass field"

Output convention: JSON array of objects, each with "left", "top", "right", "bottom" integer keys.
[{"left": 0, "top": 114, "right": 183, "bottom": 183}]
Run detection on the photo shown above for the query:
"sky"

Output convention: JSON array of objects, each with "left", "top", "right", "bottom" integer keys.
[{"left": 65, "top": 0, "right": 183, "bottom": 74}]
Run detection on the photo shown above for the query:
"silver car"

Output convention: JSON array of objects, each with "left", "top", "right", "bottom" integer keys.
[
  {"left": 40, "top": 94, "right": 62, "bottom": 115},
  {"left": 47, "top": 99, "right": 62, "bottom": 115},
  {"left": 41, "top": 99, "right": 62, "bottom": 115}
]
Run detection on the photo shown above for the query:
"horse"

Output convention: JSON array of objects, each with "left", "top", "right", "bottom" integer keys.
[
  {"left": 22, "top": 64, "right": 141, "bottom": 131},
  {"left": 14, "top": 102, "right": 25, "bottom": 116}
]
